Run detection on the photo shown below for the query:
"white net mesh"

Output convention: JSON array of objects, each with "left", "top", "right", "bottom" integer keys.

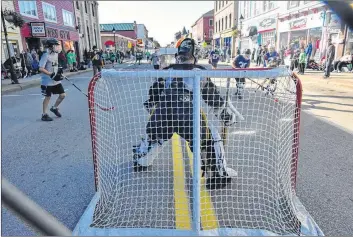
[{"left": 87, "top": 67, "right": 302, "bottom": 235}]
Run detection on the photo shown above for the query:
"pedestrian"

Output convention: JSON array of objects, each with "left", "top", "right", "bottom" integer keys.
[
  {"left": 146, "top": 51, "right": 151, "bottom": 62},
  {"left": 39, "top": 38, "right": 66, "bottom": 122},
  {"left": 298, "top": 48, "right": 306, "bottom": 75},
  {"left": 305, "top": 40, "right": 312, "bottom": 68},
  {"left": 334, "top": 50, "right": 353, "bottom": 73},
  {"left": 227, "top": 47, "right": 231, "bottom": 63},
  {"left": 256, "top": 45, "right": 262, "bottom": 66},
  {"left": 151, "top": 50, "right": 160, "bottom": 69},
  {"left": 67, "top": 50, "right": 75, "bottom": 72},
  {"left": 323, "top": 39, "right": 335, "bottom": 79},
  {"left": 209, "top": 49, "right": 220, "bottom": 69},
  {"left": 92, "top": 46, "right": 103, "bottom": 76}
]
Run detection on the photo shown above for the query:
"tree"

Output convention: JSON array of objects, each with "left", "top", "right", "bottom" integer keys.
[{"left": 153, "top": 41, "right": 160, "bottom": 48}]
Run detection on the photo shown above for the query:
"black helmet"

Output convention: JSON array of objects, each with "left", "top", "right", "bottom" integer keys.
[{"left": 44, "top": 38, "right": 59, "bottom": 48}]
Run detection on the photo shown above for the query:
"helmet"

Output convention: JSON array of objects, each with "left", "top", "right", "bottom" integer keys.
[
  {"left": 44, "top": 38, "right": 59, "bottom": 48},
  {"left": 175, "top": 38, "right": 196, "bottom": 64}
]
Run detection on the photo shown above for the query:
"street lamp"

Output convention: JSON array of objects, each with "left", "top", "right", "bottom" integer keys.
[
  {"left": 1, "top": 8, "right": 19, "bottom": 84},
  {"left": 238, "top": 14, "right": 244, "bottom": 53},
  {"left": 112, "top": 27, "right": 116, "bottom": 53}
]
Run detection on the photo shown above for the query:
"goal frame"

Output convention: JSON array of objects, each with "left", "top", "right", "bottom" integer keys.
[{"left": 74, "top": 67, "right": 323, "bottom": 236}]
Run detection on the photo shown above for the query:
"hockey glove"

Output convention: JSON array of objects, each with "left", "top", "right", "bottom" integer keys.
[{"left": 50, "top": 72, "right": 64, "bottom": 81}]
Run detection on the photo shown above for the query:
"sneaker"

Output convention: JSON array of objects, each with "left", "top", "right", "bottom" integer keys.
[
  {"left": 50, "top": 107, "right": 62, "bottom": 117},
  {"left": 41, "top": 114, "right": 53, "bottom": 121}
]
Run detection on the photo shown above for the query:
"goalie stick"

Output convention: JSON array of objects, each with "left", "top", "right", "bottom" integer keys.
[{"left": 63, "top": 76, "right": 115, "bottom": 111}]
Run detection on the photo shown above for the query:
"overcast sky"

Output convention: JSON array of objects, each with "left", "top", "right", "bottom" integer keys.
[{"left": 98, "top": 1, "right": 214, "bottom": 46}]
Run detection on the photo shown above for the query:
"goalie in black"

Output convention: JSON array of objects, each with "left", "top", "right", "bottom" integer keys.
[{"left": 133, "top": 38, "right": 243, "bottom": 189}]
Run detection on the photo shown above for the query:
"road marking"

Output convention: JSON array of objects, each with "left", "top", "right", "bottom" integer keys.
[
  {"left": 171, "top": 133, "right": 191, "bottom": 230},
  {"left": 185, "top": 141, "right": 219, "bottom": 230}
]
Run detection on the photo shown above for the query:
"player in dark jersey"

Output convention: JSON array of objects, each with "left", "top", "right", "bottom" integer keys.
[
  {"left": 231, "top": 49, "right": 251, "bottom": 99},
  {"left": 209, "top": 49, "right": 220, "bottom": 69}
]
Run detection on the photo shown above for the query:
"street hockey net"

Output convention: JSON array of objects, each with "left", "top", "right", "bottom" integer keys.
[{"left": 74, "top": 67, "right": 323, "bottom": 236}]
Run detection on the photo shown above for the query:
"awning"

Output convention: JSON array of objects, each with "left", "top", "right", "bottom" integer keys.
[
  {"left": 104, "top": 40, "right": 115, "bottom": 46},
  {"left": 249, "top": 26, "right": 258, "bottom": 37}
]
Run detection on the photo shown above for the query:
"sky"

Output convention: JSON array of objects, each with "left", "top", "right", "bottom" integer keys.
[{"left": 98, "top": 1, "right": 214, "bottom": 46}]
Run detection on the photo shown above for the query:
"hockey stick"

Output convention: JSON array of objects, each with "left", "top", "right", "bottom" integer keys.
[
  {"left": 221, "top": 78, "right": 231, "bottom": 145},
  {"left": 63, "top": 76, "right": 115, "bottom": 111}
]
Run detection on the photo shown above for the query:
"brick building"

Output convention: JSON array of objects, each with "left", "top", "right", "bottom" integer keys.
[
  {"left": 14, "top": 0, "right": 79, "bottom": 54},
  {"left": 73, "top": 1, "right": 101, "bottom": 62},
  {"left": 191, "top": 9, "right": 214, "bottom": 45}
]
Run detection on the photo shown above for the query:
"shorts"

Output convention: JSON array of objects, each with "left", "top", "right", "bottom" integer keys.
[
  {"left": 41, "top": 83, "right": 65, "bottom": 97},
  {"left": 153, "top": 65, "right": 160, "bottom": 70}
]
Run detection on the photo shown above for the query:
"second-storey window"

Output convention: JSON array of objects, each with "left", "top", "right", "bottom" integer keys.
[
  {"left": 209, "top": 19, "right": 213, "bottom": 27},
  {"left": 42, "top": 2, "right": 57, "bottom": 23},
  {"left": 288, "top": 1, "right": 300, "bottom": 9},
  {"left": 18, "top": 0, "right": 38, "bottom": 18},
  {"left": 62, "top": 10, "right": 74, "bottom": 27}
]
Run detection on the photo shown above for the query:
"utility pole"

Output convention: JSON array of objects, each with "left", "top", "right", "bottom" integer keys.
[{"left": 1, "top": 7, "right": 19, "bottom": 84}]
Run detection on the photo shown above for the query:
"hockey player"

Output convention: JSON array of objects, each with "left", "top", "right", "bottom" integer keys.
[
  {"left": 39, "top": 38, "right": 65, "bottom": 121},
  {"left": 133, "top": 38, "right": 241, "bottom": 189},
  {"left": 209, "top": 49, "right": 220, "bottom": 69},
  {"left": 231, "top": 49, "right": 251, "bottom": 99}
]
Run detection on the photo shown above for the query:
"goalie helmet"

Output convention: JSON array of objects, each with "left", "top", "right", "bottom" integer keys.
[
  {"left": 44, "top": 38, "right": 60, "bottom": 53},
  {"left": 175, "top": 38, "right": 196, "bottom": 64}
]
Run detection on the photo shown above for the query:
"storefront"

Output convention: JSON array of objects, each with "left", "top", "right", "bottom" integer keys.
[
  {"left": 240, "top": 14, "right": 277, "bottom": 51},
  {"left": 277, "top": 9, "right": 325, "bottom": 57},
  {"left": 20, "top": 22, "right": 79, "bottom": 54},
  {"left": 345, "top": 27, "right": 353, "bottom": 54}
]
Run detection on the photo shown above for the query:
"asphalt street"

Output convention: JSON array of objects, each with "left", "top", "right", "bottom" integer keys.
[{"left": 1, "top": 60, "right": 352, "bottom": 236}]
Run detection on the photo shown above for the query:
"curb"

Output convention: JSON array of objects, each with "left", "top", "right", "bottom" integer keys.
[{"left": 1, "top": 69, "right": 93, "bottom": 95}]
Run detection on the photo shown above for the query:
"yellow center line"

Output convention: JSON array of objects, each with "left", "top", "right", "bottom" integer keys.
[
  {"left": 185, "top": 141, "right": 219, "bottom": 230},
  {"left": 172, "top": 133, "right": 191, "bottom": 230}
]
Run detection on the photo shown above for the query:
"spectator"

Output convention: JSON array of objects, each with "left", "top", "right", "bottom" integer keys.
[
  {"left": 298, "top": 48, "right": 306, "bottom": 75},
  {"left": 305, "top": 40, "right": 313, "bottom": 68},
  {"left": 66, "top": 50, "right": 76, "bottom": 72},
  {"left": 256, "top": 45, "right": 262, "bottom": 66},
  {"left": 335, "top": 50, "right": 353, "bottom": 73},
  {"left": 323, "top": 39, "right": 335, "bottom": 79},
  {"left": 227, "top": 47, "right": 231, "bottom": 63},
  {"left": 150, "top": 50, "right": 160, "bottom": 70},
  {"left": 58, "top": 51, "right": 67, "bottom": 70},
  {"left": 92, "top": 46, "right": 103, "bottom": 76}
]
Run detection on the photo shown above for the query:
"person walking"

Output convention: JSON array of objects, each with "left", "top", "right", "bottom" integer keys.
[
  {"left": 298, "top": 48, "right": 306, "bottom": 75},
  {"left": 256, "top": 45, "right": 262, "bottom": 66},
  {"left": 305, "top": 40, "right": 313, "bottom": 68},
  {"left": 323, "top": 39, "right": 335, "bottom": 79},
  {"left": 151, "top": 50, "right": 160, "bottom": 69}
]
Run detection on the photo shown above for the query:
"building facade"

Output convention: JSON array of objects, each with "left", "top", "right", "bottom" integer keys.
[
  {"left": 213, "top": 1, "right": 239, "bottom": 57},
  {"left": 1, "top": 0, "right": 24, "bottom": 62},
  {"left": 237, "top": 1, "right": 350, "bottom": 60},
  {"left": 100, "top": 23, "right": 137, "bottom": 53},
  {"left": 14, "top": 0, "right": 79, "bottom": 55},
  {"left": 191, "top": 9, "right": 214, "bottom": 46},
  {"left": 73, "top": 1, "right": 101, "bottom": 62}
]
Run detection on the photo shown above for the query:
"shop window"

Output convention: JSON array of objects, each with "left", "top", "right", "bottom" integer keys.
[
  {"left": 288, "top": 1, "right": 300, "bottom": 9},
  {"left": 18, "top": 0, "right": 38, "bottom": 18},
  {"left": 42, "top": 2, "right": 57, "bottom": 23},
  {"left": 62, "top": 10, "right": 74, "bottom": 27},
  {"left": 209, "top": 29, "right": 213, "bottom": 38}
]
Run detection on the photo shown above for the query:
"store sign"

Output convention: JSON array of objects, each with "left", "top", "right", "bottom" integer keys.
[
  {"left": 59, "top": 30, "right": 70, "bottom": 40},
  {"left": 290, "top": 18, "right": 307, "bottom": 30},
  {"left": 30, "top": 22, "right": 46, "bottom": 37},
  {"left": 259, "top": 18, "right": 276, "bottom": 29},
  {"left": 137, "top": 39, "right": 143, "bottom": 45},
  {"left": 46, "top": 27, "right": 71, "bottom": 40}
]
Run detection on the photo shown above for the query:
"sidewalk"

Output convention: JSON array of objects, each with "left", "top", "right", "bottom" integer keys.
[{"left": 1, "top": 68, "right": 93, "bottom": 95}]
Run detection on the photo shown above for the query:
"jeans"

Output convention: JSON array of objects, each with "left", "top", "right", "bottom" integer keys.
[{"left": 324, "top": 60, "right": 333, "bottom": 77}]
